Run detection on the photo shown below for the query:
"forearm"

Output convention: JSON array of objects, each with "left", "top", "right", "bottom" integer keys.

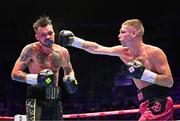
[
  {"left": 82, "top": 41, "right": 101, "bottom": 54},
  {"left": 139, "top": 70, "right": 173, "bottom": 88},
  {"left": 68, "top": 36, "right": 99, "bottom": 54},
  {"left": 64, "top": 70, "right": 75, "bottom": 79},
  {"left": 11, "top": 70, "right": 38, "bottom": 84},
  {"left": 12, "top": 69, "right": 55, "bottom": 86},
  {"left": 155, "top": 74, "right": 173, "bottom": 88},
  {"left": 11, "top": 70, "right": 28, "bottom": 83}
]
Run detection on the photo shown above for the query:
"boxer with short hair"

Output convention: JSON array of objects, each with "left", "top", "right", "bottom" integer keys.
[
  {"left": 59, "top": 19, "right": 174, "bottom": 120},
  {"left": 11, "top": 15, "right": 78, "bottom": 120}
]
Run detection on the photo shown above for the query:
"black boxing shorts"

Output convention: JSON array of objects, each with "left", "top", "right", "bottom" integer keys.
[
  {"left": 137, "top": 85, "right": 174, "bottom": 120},
  {"left": 26, "top": 85, "right": 63, "bottom": 120}
]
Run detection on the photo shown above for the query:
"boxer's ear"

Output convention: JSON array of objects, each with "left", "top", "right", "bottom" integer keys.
[{"left": 35, "top": 34, "right": 39, "bottom": 41}]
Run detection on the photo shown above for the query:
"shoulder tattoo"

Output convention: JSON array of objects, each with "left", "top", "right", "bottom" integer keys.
[{"left": 19, "top": 45, "right": 34, "bottom": 61}]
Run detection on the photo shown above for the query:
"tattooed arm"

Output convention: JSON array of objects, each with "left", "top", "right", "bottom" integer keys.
[
  {"left": 61, "top": 48, "right": 78, "bottom": 94},
  {"left": 11, "top": 44, "right": 33, "bottom": 83},
  {"left": 61, "top": 48, "right": 75, "bottom": 77}
]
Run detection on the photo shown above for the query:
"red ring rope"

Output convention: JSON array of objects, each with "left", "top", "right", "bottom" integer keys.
[{"left": 0, "top": 104, "right": 180, "bottom": 120}]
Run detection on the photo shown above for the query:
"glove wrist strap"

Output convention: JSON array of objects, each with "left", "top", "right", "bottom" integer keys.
[
  {"left": 26, "top": 74, "right": 38, "bottom": 85},
  {"left": 72, "top": 37, "right": 85, "bottom": 49},
  {"left": 140, "top": 69, "right": 157, "bottom": 83}
]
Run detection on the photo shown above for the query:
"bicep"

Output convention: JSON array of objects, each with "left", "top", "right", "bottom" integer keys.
[
  {"left": 151, "top": 49, "right": 173, "bottom": 87},
  {"left": 93, "top": 45, "right": 132, "bottom": 61},
  {"left": 11, "top": 58, "right": 29, "bottom": 81},
  {"left": 13, "top": 59, "right": 29, "bottom": 71},
  {"left": 14, "top": 46, "right": 32, "bottom": 71},
  {"left": 153, "top": 50, "right": 172, "bottom": 78},
  {"left": 11, "top": 45, "right": 33, "bottom": 79}
]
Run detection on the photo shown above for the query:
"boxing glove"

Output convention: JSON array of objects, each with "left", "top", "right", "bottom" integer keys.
[
  {"left": 126, "top": 60, "right": 157, "bottom": 83},
  {"left": 37, "top": 69, "right": 54, "bottom": 86},
  {"left": 59, "top": 30, "right": 85, "bottom": 48},
  {"left": 26, "top": 69, "right": 54, "bottom": 87},
  {"left": 63, "top": 75, "right": 78, "bottom": 94}
]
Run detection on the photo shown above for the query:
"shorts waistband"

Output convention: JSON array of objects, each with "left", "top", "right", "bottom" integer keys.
[
  {"left": 26, "top": 85, "right": 61, "bottom": 100},
  {"left": 137, "top": 84, "right": 170, "bottom": 102}
]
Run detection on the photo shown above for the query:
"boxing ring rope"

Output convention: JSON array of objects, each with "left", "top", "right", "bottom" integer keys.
[{"left": 0, "top": 104, "right": 180, "bottom": 120}]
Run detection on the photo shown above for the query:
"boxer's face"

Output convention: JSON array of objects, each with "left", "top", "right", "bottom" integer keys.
[
  {"left": 118, "top": 25, "right": 135, "bottom": 47},
  {"left": 35, "top": 25, "right": 55, "bottom": 47}
]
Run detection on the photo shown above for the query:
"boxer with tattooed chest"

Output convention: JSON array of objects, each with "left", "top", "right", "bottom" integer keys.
[{"left": 11, "top": 16, "right": 78, "bottom": 120}]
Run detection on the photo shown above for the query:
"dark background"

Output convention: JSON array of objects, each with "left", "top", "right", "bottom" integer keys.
[{"left": 0, "top": 0, "right": 180, "bottom": 120}]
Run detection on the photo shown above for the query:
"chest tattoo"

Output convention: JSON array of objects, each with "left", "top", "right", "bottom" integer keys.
[
  {"left": 37, "top": 52, "right": 49, "bottom": 67},
  {"left": 37, "top": 51, "right": 62, "bottom": 68},
  {"left": 50, "top": 51, "right": 62, "bottom": 68}
]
